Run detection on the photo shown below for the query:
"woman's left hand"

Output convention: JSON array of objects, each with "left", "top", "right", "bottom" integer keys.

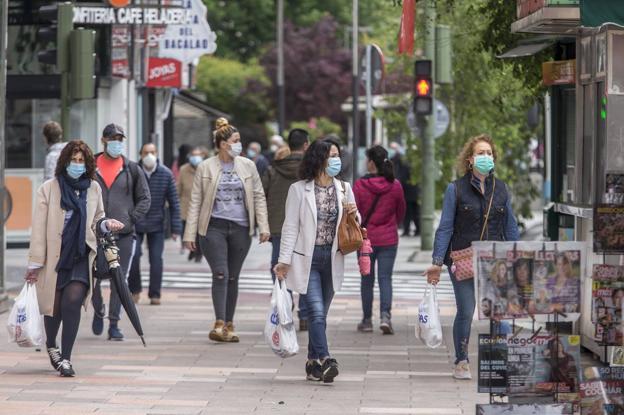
[
  {"left": 346, "top": 203, "right": 358, "bottom": 215},
  {"left": 106, "top": 219, "right": 125, "bottom": 232},
  {"left": 259, "top": 233, "right": 270, "bottom": 243}
]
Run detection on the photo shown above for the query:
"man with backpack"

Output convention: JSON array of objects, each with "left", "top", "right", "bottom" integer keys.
[{"left": 91, "top": 124, "right": 151, "bottom": 341}]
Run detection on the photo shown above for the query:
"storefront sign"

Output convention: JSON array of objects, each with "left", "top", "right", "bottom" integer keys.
[
  {"left": 108, "top": 0, "right": 131, "bottom": 8},
  {"left": 146, "top": 58, "right": 182, "bottom": 88},
  {"left": 542, "top": 60, "right": 576, "bottom": 86},
  {"left": 158, "top": 0, "right": 217, "bottom": 63},
  {"left": 111, "top": 26, "right": 131, "bottom": 79},
  {"left": 73, "top": 6, "right": 194, "bottom": 25}
]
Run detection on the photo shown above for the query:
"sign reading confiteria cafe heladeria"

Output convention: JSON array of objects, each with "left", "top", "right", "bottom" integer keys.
[{"left": 73, "top": 6, "right": 195, "bottom": 25}]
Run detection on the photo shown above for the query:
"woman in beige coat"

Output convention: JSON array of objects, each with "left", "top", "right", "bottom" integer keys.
[
  {"left": 183, "top": 118, "right": 269, "bottom": 343},
  {"left": 25, "top": 140, "right": 123, "bottom": 377}
]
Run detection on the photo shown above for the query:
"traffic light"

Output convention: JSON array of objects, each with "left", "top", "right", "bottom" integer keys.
[
  {"left": 414, "top": 60, "right": 433, "bottom": 115},
  {"left": 37, "top": 2, "right": 74, "bottom": 71},
  {"left": 70, "top": 29, "right": 96, "bottom": 99}
]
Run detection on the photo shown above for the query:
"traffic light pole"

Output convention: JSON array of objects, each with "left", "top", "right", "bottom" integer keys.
[{"left": 420, "top": 0, "right": 436, "bottom": 251}]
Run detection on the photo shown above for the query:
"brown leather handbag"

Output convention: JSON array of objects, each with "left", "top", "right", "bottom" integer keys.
[{"left": 337, "top": 181, "right": 363, "bottom": 255}]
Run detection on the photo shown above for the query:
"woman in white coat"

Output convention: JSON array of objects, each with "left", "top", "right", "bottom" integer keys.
[{"left": 274, "top": 138, "right": 358, "bottom": 384}]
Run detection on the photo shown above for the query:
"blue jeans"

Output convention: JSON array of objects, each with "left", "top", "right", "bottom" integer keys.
[
  {"left": 449, "top": 268, "right": 475, "bottom": 364},
  {"left": 360, "top": 245, "right": 397, "bottom": 320},
  {"left": 128, "top": 232, "right": 165, "bottom": 299},
  {"left": 301, "top": 246, "right": 334, "bottom": 360},
  {"left": 271, "top": 236, "right": 307, "bottom": 320}
]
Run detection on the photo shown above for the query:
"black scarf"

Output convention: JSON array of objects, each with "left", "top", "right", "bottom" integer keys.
[{"left": 56, "top": 173, "right": 91, "bottom": 272}]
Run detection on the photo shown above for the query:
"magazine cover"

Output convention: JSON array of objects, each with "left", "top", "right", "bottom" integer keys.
[
  {"left": 544, "top": 250, "right": 582, "bottom": 314},
  {"left": 478, "top": 334, "right": 508, "bottom": 394},
  {"left": 476, "top": 403, "right": 574, "bottom": 415},
  {"left": 477, "top": 250, "right": 513, "bottom": 320},
  {"left": 594, "top": 205, "right": 624, "bottom": 253},
  {"left": 507, "top": 334, "right": 581, "bottom": 396},
  {"left": 506, "top": 250, "right": 535, "bottom": 317},
  {"left": 580, "top": 367, "right": 624, "bottom": 415},
  {"left": 592, "top": 265, "right": 624, "bottom": 345}
]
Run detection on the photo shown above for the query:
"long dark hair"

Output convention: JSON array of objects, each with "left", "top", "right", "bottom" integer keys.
[
  {"left": 366, "top": 145, "right": 394, "bottom": 182},
  {"left": 55, "top": 140, "right": 96, "bottom": 179},
  {"left": 299, "top": 139, "right": 333, "bottom": 181}
]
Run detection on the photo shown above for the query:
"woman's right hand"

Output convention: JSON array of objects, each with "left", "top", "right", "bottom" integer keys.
[
  {"left": 25, "top": 268, "right": 40, "bottom": 284},
  {"left": 424, "top": 265, "right": 442, "bottom": 285},
  {"left": 273, "top": 263, "right": 290, "bottom": 281},
  {"left": 184, "top": 241, "right": 197, "bottom": 252}
]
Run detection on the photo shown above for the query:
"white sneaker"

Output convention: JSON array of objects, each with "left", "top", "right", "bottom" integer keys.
[{"left": 453, "top": 361, "right": 472, "bottom": 380}]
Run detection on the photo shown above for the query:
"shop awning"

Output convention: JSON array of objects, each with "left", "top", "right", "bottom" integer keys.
[
  {"left": 497, "top": 40, "right": 554, "bottom": 59},
  {"left": 174, "top": 91, "right": 231, "bottom": 119},
  {"left": 581, "top": 0, "right": 624, "bottom": 27}
]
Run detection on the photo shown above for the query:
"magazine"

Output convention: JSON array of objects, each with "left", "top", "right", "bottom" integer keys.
[
  {"left": 594, "top": 205, "right": 624, "bottom": 253},
  {"left": 478, "top": 334, "right": 508, "bottom": 394},
  {"left": 476, "top": 403, "right": 574, "bottom": 415},
  {"left": 591, "top": 265, "right": 624, "bottom": 345},
  {"left": 477, "top": 251, "right": 513, "bottom": 320},
  {"left": 507, "top": 334, "right": 581, "bottom": 396},
  {"left": 580, "top": 367, "right": 624, "bottom": 415}
]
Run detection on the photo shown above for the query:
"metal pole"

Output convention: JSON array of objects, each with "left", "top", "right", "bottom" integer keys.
[
  {"left": 365, "top": 44, "right": 372, "bottom": 148},
  {"left": 0, "top": 0, "right": 8, "bottom": 312},
  {"left": 60, "top": 72, "right": 70, "bottom": 135},
  {"left": 420, "top": 0, "right": 436, "bottom": 250},
  {"left": 277, "top": 0, "right": 285, "bottom": 136},
  {"left": 351, "top": 0, "right": 359, "bottom": 182}
]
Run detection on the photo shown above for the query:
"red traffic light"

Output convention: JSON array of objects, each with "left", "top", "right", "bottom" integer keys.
[{"left": 416, "top": 79, "right": 431, "bottom": 96}]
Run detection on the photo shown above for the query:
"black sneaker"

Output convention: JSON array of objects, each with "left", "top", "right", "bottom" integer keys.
[
  {"left": 57, "top": 360, "right": 75, "bottom": 377},
  {"left": 92, "top": 305, "right": 105, "bottom": 336},
  {"left": 357, "top": 319, "right": 373, "bottom": 332},
  {"left": 305, "top": 360, "right": 322, "bottom": 381},
  {"left": 47, "top": 347, "right": 62, "bottom": 371},
  {"left": 380, "top": 312, "right": 394, "bottom": 335},
  {"left": 320, "top": 358, "right": 339, "bottom": 383},
  {"left": 108, "top": 325, "right": 124, "bottom": 341}
]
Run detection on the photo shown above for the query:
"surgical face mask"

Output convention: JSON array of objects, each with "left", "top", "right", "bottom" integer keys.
[
  {"left": 189, "top": 155, "right": 203, "bottom": 167},
  {"left": 387, "top": 149, "right": 397, "bottom": 159},
  {"left": 247, "top": 149, "right": 258, "bottom": 158},
  {"left": 474, "top": 154, "right": 495, "bottom": 175},
  {"left": 142, "top": 153, "right": 157, "bottom": 169},
  {"left": 228, "top": 142, "right": 242, "bottom": 158},
  {"left": 66, "top": 162, "right": 86, "bottom": 179},
  {"left": 106, "top": 140, "right": 124, "bottom": 158},
  {"left": 270, "top": 144, "right": 278, "bottom": 153},
  {"left": 325, "top": 156, "right": 342, "bottom": 177}
]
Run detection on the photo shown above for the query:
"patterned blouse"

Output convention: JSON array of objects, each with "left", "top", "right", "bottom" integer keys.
[{"left": 314, "top": 183, "right": 338, "bottom": 246}]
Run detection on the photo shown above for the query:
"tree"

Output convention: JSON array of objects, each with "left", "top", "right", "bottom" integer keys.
[{"left": 260, "top": 16, "right": 352, "bottom": 129}]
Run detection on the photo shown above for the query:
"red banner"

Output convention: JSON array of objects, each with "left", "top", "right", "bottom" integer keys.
[
  {"left": 397, "top": 0, "right": 415, "bottom": 56},
  {"left": 146, "top": 58, "right": 182, "bottom": 88}
]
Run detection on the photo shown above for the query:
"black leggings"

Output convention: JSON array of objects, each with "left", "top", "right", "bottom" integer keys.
[{"left": 44, "top": 281, "right": 88, "bottom": 361}]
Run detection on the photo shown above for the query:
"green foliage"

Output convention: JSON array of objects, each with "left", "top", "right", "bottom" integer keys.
[
  {"left": 289, "top": 117, "right": 342, "bottom": 141},
  {"left": 195, "top": 56, "right": 271, "bottom": 125}
]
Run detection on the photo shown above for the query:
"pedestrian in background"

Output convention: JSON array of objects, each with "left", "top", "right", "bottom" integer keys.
[
  {"left": 178, "top": 146, "right": 208, "bottom": 262},
  {"left": 91, "top": 124, "right": 151, "bottom": 341},
  {"left": 128, "top": 143, "right": 182, "bottom": 305},
  {"left": 43, "top": 121, "right": 67, "bottom": 181},
  {"left": 183, "top": 118, "right": 269, "bottom": 343},
  {"left": 390, "top": 143, "right": 420, "bottom": 236},
  {"left": 262, "top": 128, "right": 310, "bottom": 330},
  {"left": 171, "top": 143, "right": 193, "bottom": 180},
  {"left": 26, "top": 140, "right": 124, "bottom": 377},
  {"left": 325, "top": 133, "right": 353, "bottom": 182},
  {"left": 274, "top": 139, "right": 359, "bottom": 384},
  {"left": 354, "top": 145, "right": 406, "bottom": 335},
  {"left": 247, "top": 141, "right": 270, "bottom": 177},
  {"left": 424, "top": 134, "right": 519, "bottom": 380}
]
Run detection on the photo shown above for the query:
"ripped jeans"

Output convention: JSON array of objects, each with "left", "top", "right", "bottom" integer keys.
[{"left": 199, "top": 218, "right": 251, "bottom": 322}]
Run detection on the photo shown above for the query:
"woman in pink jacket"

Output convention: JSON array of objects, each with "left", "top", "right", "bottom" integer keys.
[{"left": 353, "top": 145, "right": 406, "bottom": 334}]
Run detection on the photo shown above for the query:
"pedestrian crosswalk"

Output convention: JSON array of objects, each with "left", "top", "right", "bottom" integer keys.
[{"left": 141, "top": 269, "right": 456, "bottom": 300}]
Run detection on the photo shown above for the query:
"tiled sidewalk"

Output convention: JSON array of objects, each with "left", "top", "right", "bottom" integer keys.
[{"left": 0, "top": 288, "right": 488, "bottom": 415}]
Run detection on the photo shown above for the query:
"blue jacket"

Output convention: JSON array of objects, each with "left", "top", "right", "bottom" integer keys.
[
  {"left": 432, "top": 173, "right": 519, "bottom": 266},
  {"left": 135, "top": 161, "right": 182, "bottom": 235}
]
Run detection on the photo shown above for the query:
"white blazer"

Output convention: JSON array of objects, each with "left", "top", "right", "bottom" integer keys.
[{"left": 278, "top": 178, "right": 358, "bottom": 295}]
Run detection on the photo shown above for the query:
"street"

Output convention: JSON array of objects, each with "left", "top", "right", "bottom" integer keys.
[{"left": 0, "top": 236, "right": 490, "bottom": 415}]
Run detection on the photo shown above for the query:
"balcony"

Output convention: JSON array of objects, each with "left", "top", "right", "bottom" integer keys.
[{"left": 512, "top": 0, "right": 580, "bottom": 34}]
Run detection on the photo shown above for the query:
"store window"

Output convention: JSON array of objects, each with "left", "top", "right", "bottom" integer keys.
[
  {"left": 608, "top": 31, "right": 624, "bottom": 94},
  {"left": 562, "top": 89, "right": 576, "bottom": 203}
]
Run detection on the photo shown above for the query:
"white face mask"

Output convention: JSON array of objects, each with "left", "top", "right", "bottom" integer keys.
[
  {"left": 228, "top": 142, "right": 242, "bottom": 158},
  {"left": 142, "top": 153, "right": 157, "bottom": 169}
]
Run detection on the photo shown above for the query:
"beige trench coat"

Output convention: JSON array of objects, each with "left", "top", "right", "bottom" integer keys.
[{"left": 28, "top": 179, "right": 106, "bottom": 317}]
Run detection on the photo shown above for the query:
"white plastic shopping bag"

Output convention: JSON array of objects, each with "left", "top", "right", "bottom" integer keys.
[
  {"left": 417, "top": 284, "right": 443, "bottom": 349},
  {"left": 7, "top": 284, "right": 44, "bottom": 347},
  {"left": 264, "top": 280, "right": 299, "bottom": 358}
]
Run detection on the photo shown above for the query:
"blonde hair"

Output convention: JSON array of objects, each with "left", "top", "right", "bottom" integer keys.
[
  {"left": 274, "top": 146, "right": 291, "bottom": 161},
  {"left": 213, "top": 117, "right": 238, "bottom": 148},
  {"left": 456, "top": 134, "right": 498, "bottom": 175}
]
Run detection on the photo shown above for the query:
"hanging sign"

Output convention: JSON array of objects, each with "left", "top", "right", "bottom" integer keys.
[
  {"left": 158, "top": 0, "right": 217, "bottom": 63},
  {"left": 146, "top": 58, "right": 182, "bottom": 88}
]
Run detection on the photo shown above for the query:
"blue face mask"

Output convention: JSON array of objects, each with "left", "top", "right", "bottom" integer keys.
[
  {"left": 66, "top": 162, "right": 86, "bottom": 179},
  {"left": 325, "top": 157, "right": 342, "bottom": 177},
  {"left": 247, "top": 149, "right": 258, "bottom": 158},
  {"left": 189, "top": 155, "right": 203, "bottom": 167},
  {"left": 106, "top": 140, "right": 124, "bottom": 158},
  {"left": 474, "top": 155, "right": 495, "bottom": 174}
]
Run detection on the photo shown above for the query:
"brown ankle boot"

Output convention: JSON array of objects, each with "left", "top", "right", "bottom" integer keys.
[
  {"left": 209, "top": 320, "right": 227, "bottom": 342},
  {"left": 224, "top": 322, "right": 240, "bottom": 343}
]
